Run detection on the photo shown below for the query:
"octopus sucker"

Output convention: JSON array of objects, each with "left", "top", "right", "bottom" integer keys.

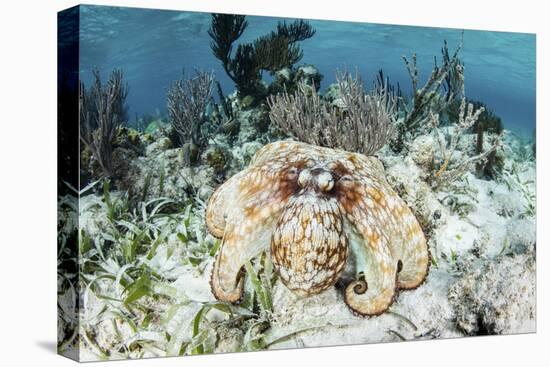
[{"left": 206, "top": 140, "right": 429, "bottom": 316}]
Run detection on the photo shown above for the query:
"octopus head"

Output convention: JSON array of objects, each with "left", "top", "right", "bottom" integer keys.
[{"left": 271, "top": 163, "right": 349, "bottom": 297}]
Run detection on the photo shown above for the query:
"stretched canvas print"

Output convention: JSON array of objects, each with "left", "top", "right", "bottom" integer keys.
[{"left": 57, "top": 4, "right": 537, "bottom": 362}]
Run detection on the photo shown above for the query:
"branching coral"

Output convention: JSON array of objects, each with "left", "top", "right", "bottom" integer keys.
[
  {"left": 253, "top": 20, "right": 315, "bottom": 73},
  {"left": 395, "top": 38, "right": 465, "bottom": 149},
  {"left": 268, "top": 71, "right": 396, "bottom": 156},
  {"left": 211, "top": 80, "right": 238, "bottom": 136},
  {"left": 429, "top": 98, "right": 501, "bottom": 188},
  {"left": 79, "top": 69, "right": 129, "bottom": 178},
  {"left": 450, "top": 100, "right": 504, "bottom": 178},
  {"left": 215, "top": 80, "right": 234, "bottom": 122},
  {"left": 208, "top": 14, "right": 315, "bottom": 99},
  {"left": 208, "top": 14, "right": 248, "bottom": 77},
  {"left": 376, "top": 69, "right": 403, "bottom": 108},
  {"left": 166, "top": 70, "right": 214, "bottom": 164}
]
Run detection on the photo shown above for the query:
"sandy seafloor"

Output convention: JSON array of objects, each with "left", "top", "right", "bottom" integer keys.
[{"left": 57, "top": 82, "right": 536, "bottom": 360}]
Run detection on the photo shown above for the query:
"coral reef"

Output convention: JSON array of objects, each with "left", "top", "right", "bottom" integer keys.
[
  {"left": 446, "top": 98, "right": 505, "bottom": 178},
  {"left": 206, "top": 140, "right": 428, "bottom": 316},
  {"left": 79, "top": 69, "right": 129, "bottom": 178},
  {"left": 211, "top": 80, "right": 238, "bottom": 136},
  {"left": 80, "top": 126, "right": 152, "bottom": 189},
  {"left": 268, "top": 64, "right": 324, "bottom": 97},
  {"left": 428, "top": 98, "right": 502, "bottom": 189},
  {"left": 209, "top": 14, "right": 315, "bottom": 101},
  {"left": 204, "top": 144, "right": 232, "bottom": 174},
  {"left": 268, "top": 71, "right": 395, "bottom": 156},
  {"left": 391, "top": 39, "right": 465, "bottom": 151},
  {"left": 167, "top": 70, "right": 215, "bottom": 164}
]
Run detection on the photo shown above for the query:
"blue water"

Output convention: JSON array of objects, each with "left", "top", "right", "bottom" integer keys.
[{"left": 77, "top": 5, "right": 536, "bottom": 135}]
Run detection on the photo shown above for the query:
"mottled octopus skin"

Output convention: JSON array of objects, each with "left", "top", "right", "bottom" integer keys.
[{"left": 206, "top": 140, "right": 429, "bottom": 316}]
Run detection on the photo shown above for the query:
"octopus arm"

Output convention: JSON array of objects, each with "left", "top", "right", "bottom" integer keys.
[
  {"left": 343, "top": 220, "right": 398, "bottom": 316},
  {"left": 341, "top": 158, "right": 429, "bottom": 310},
  {"left": 209, "top": 165, "right": 294, "bottom": 303},
  {"left": 206, "top": 170, "right": 248, "bottom": 238},
  {"left": 366, "top": 157, "right": 430, "bottom": 289},
  {"left": 346, "top": 155, "right": 429, "bottom": 289},
  {"left": 389, "top": 201, "right": 430, "bottom": 289},
  {"left": 210, "top": 210, "right": 278, "bottom": 303}
]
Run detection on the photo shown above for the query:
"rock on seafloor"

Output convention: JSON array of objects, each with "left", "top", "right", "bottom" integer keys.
[{"left": 448, "top": 253, "right": 536, "bottom": 335}]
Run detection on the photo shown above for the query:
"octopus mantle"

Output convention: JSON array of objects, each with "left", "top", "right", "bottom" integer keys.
[{"left": 206, "top": 140, "right": 429, "bottom": 316}]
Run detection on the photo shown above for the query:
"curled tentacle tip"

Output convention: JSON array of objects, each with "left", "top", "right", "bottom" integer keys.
[{"left": 353, "top": 279, "right": 368, "bottom": 295}]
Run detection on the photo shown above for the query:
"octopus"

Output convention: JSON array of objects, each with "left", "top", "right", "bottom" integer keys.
[{"left": 206, "top": 140, "right": 429, "bottom": 316}]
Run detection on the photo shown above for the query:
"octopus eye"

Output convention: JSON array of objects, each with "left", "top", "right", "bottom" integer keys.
[
  {"left": 339, "top": 175, "right": 353, "bottom": 182},
  {"left": 287, "top": 166, "right": 299, "bottom": 179}
]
